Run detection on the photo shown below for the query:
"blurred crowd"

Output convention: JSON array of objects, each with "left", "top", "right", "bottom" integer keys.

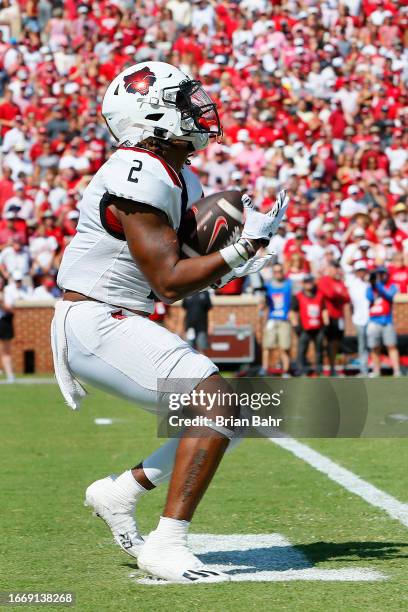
[{"left": 0, "top": 0, "right": 408, "bottom": 376}]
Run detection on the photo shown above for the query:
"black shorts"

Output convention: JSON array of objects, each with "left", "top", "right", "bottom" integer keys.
[
  {"left": 0, "top": 314, "right": 14, "bottom": 341},
  {"left": 325, "top": 318, "right": 343, "bottom": 342}
]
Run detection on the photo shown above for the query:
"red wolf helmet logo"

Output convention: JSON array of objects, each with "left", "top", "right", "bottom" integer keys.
[{"left": 123, "top": 67, "right": 156, "bottom": 95}]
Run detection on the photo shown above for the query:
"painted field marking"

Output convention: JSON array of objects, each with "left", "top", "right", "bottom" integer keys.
[
  {"left": 270, "top": 437, "right": 408, "bottom": 528},
  {"left": 135, "top": 534, "right": 385, "bottom": 584},
  {"left": 0, "top": 377, "right": 56, "bottom": 385}
]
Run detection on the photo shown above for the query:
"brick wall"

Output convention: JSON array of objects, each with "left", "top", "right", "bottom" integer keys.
[
  {"left": 12, "top": 300, "right": 55, "bottom": 373},
  {"left": 165, "top": 295, "right": 265, "bottom": 342},
  {"left": 10, "top": 294, "right": 408, "bottom": 374}
]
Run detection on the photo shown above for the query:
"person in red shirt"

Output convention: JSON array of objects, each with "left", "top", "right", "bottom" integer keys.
[
  {"left": 285, "top": 200, "right": 310, "bottom": 231},
  {"left": 30, "top": 127, "right": 48, "bottom": 162},
  {"left": 172, "top": 28, "right": 203, "bottom": 65},
  {"left": 359, "top": 137, "right": 389, "bottom": 172},
  {"left": 0, "top": 213, "right": 28, "bottom": 247},
  {"left": 329, "top": 101, "right": 347, "bottom": 139},
  {"left": 388, "top": 252, "right": 408, "bottom": 294},
  {"left": 0, "top": 89, "right": 20, "bottom": 138},
  {"left": 290, "top": 275, "right": 328, "bottom": 376},
  {"left": 283, "top": 228, "right": 311, "bottom": 260},
  {"left": 42, "top": 211, "right": 65, "bottom": 248},
  {"left": 84, "top": 125, "right": 106, "bottom": 173},
  {"left": 318, "top": 262, "right": 350, "bottom": 376},
  {"left": 0, "top": 167, "right": 14, "bottom": 214}
]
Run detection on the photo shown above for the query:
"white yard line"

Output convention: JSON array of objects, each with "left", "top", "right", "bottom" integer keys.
[
  {"left": 0, "top": 377, "right": 56, "bottom": 385},
  {"left": 270, "top": 437, "right": 408, "bottom": 528},
  {"left": 135, "top": 534, "right": 385, "bottom": 584}
]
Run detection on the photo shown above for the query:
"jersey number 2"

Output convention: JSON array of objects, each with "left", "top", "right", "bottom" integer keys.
[{"left": 127, "top": 160, "right": 143, "bottom": 183}]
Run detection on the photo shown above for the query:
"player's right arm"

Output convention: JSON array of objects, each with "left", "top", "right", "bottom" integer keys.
[
  {"left": 103, "top": 153, "right": 287, "bottom": 303},
  {"left": 116, "top": 197, "right": 235, "bottom": 302},
  {"left": 120, "top": 191, "right": 288, "bottom": 302}
]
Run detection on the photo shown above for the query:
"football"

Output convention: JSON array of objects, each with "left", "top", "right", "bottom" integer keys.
[{"left": 178, "top": 190, "right": 244, "bottom": 258}]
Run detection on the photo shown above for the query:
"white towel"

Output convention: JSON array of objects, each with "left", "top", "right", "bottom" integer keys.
[{"left": 51, "top": 300, "right": 87, "bottom": 410}]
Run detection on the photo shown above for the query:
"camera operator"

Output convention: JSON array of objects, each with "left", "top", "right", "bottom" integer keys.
[{"left": 366, "top": 266, "right": 401, "bottom": 377}]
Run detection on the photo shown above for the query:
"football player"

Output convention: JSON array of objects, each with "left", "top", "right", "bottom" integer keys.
[{"left": 51, "top": 61, "right": 288, "bottom": 583}]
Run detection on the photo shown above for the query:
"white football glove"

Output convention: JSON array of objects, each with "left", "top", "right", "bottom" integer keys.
[
  {"left": 241, "top": 190, "right": 289, "bottom": 242},
  {"left": 212, "top": 252, "right": 276, "bottom": 289}
]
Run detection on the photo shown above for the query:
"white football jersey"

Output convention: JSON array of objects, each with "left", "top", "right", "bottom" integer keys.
[{"left": 57, "top": 146, "right": 203, "bottom": 313}]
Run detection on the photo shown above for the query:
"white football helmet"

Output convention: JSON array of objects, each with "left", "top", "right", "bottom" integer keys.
[{"left": 102, "top": 61, "right": 221, "bottom": 152}]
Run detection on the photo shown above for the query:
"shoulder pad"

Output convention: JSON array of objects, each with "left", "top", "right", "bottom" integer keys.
[{"left": 102, "top": 148, "right": 182, "bottom": 228}]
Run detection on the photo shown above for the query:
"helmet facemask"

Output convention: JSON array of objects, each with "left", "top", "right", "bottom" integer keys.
[{"left": 162, "top": 80, "right": 222, "bottom": 148}]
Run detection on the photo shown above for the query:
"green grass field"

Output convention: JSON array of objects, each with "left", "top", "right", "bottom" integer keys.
[{"left": 1, "top": 382, "right": 408, "bottom": 611}]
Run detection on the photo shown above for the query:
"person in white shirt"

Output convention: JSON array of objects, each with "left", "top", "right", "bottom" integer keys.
[
  {"left": 0, "top": 270, "right": 33, "bottom": 382},
  {"left": 340, "top": 185, "right": 367, "bottom": 218},
  {"left": 3, "top": 271, "right": 32, "bottom": 305},
  {"left": 385, "top": 137, "right": 408, "bottom": 173},
  {"left": 29, "top": 227, "right": 58, "bottom": 275},
  {"left": 204, "top": 147, "right": 237, "bottom": 188},
  {"left": 370, "top": 8, "right": 391, "bottom": 26},
  {"left": 346, "top": 260, "right": 370, "bottom": 375},
  {"left": 340, "top": 227, "right": 366, "bottom": 274},
  {"left": 3, "top": 182, "right": 34, "bottom": 220},
  {"left": 32, "top": 276, "right": 56, "bottom": 301},
  {"left": 1, "top": 116, "right": 26, "bottom": 154},
  {"left": 166, "top": 0, "right": 192, "bottom": 27},
  {"left": 58, "top": 144, "right": 91, "bottom": 175},
  {"left": 0, "top": 238, "right": 30, "bottom": 281},
  {"left": 265, "top": 225, "right": 286, "bottom": 267},
  {"left": 3, "top": 142, "right": 33, "bottom": 181},
  {"left": 191, "top": 0, "right": 215, "bottom": 35},
  {"left": 306, "top": 232, "right": 341, "bottom": 276},
  {"left": 335, "top": 82, "right": 359, "bottom": 118}
]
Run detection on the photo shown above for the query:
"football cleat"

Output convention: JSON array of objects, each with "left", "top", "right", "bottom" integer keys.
[
  {"left": 84, "top": 475, "right": 144, "bottom": 559},
  {"left": 137, "top": 529, "right": 230, "bottom": 583}
]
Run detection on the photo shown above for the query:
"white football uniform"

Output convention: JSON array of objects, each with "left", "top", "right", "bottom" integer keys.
[
  {"left": 52, "top": 146, "right": 217, "bottom": 411},
  {"left": 57, "top": 146, "right": 202, "bottom": 314}
]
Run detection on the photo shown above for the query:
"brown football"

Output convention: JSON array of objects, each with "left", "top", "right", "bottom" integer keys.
[{"left": 178, "top": 190, "right": 244, "bottom": 258}]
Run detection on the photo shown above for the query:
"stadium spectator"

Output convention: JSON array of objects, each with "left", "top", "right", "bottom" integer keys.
[
  {"left": 367, "top": 266, "right": 401, "bottom": 377},
  {"left": 31, "top": 274, "right": 58, "bottom": 301},
  {"left": 3, "top": 181, "right": 33, "bottom": 219},
  {"left": 284, "top": 251, "right": 309, "bottom": 293},
  {"left": 0, "top": 89, "right": 19, "bottom": 138},
  {"left": 388, "top": 252, "right": 408, "bottom": 294},
  {"left": 262, "top": 263, "right": 292, "bottom": 377},
  {"left": 346, "top": 260, "right": 370, "bottom": 376},
  {"left": 0, "top": 269, "right": 31, "bottom": 383},
  {"left": 182, "top": 290, "right": 212, "bottom": 352},
  {"left": 29, "top": 224, "right": 58, "bottom": 276},
  {"left": 0, "top": 274, "right": 15, "bottom": 382},
  {"left": 290, "top": 275, "right": 328, "bottom": 377},
  {"left": 318, "top": 262, "right": 350, "bottom": 376},
  {"left": 0, "top": 237, "right": 30, "bottom": 281},
  {"left": 306, "top": 231, "right": 341, "bottom": 276}
]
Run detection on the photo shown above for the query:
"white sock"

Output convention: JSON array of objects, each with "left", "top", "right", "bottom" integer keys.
[
  {"left": 142, "top": 438, "right": 180, "bottom": 486},
  {"left": 155, "top": 516, "right": 190, "bottom": 539},
  {"left": 114, "top": 470, "right": 147, "bottom": 504}
]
